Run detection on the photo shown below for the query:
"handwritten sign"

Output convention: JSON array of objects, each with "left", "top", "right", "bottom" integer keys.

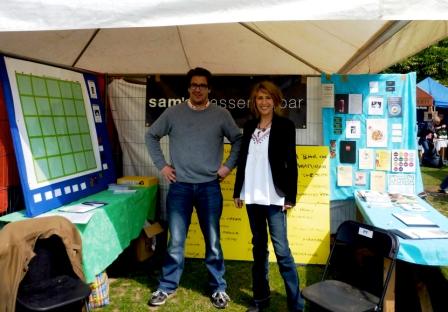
[{"left": 185, "top": 145, "right": 330, "bottom": 264}]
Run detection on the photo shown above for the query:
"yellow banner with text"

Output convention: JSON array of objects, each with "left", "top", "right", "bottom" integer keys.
[{"left": 185, "top": 145, "right": 330, "bottom": 264}]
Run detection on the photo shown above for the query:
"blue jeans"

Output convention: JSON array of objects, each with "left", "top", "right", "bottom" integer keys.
[
  {"left": 246, "top": 204, "right": 304, "bottom": 312},
  {"left": 158, "top": 180, "right": 226, "bottom": 293}
]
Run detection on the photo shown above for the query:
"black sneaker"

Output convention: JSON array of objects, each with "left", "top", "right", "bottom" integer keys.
[
  {"left": 211, "top": 291, "right": 230, "bottom": 309},
  {"left": 246, "top": 297, "right": 270, "bottom": 312},
  {"left": 148, "top": 289, "right": 169, "bottom": 306}
]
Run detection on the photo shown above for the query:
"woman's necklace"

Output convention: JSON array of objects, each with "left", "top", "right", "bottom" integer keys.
[{"left": 257, "top": 120, "right": 272, "bottom": 132}]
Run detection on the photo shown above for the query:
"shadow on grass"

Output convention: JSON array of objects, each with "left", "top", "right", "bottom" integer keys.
[{"left": 105, "top": 238, "right": 324, "bottom": 311}]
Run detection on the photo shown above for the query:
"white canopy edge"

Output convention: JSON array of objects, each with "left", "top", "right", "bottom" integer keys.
[{"left": 1, "top": 0, "right": 448, "bottom": 31}]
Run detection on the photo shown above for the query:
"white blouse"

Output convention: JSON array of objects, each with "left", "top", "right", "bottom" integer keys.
[{"left": 239, "top": 127, "right": 284, "bottom": 206}]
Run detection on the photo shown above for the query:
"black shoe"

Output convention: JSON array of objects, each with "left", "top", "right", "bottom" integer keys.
[
  {"left": 148, "top": 289, "right": 169, "bottom": 306},
  {"left": 246, "top": 305, "right": 262, "bottom": 312},
  {"left": 211, "top": 291, "right": 230, "bottom": 309},
  {"left": 246, "top": 298, "right": 270, "bottom": 312}
]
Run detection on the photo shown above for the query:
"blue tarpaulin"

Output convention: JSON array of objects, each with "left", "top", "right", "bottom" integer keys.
[{"left": 417, "top": 77, "right": 448, "bottom": 108}]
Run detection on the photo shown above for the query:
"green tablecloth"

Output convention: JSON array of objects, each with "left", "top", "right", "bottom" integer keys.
[{"left": 0, "top": 185, "right": 158, "bottom": 282}]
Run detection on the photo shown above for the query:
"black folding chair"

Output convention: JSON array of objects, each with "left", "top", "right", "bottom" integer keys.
[
  {"left": 16, "top": 235, "right": 91, "bottom": 312},
  {"left": 302, "top": 220, "right": 399, "bottom": 312}
]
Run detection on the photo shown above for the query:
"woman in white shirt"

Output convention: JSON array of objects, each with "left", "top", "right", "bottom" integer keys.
[{"left": 233, "top": 81, "right": 303, "bottom": 312}]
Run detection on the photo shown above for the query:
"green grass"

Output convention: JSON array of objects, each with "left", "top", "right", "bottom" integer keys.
[
  {"left": 102, "top": 166, "right": 448, "bottom": 311},
  {"left": 103, "top": 251, "right": 324, "bottom": 312}
]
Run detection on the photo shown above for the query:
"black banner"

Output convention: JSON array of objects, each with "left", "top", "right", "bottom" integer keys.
[{"left": 146, "top": 75, "right": 307, "bottom": 129}]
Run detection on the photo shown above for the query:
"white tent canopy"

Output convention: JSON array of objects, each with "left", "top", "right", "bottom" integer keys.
[{"left": 0, "top": 1, "right": 447, "bottom": 75}]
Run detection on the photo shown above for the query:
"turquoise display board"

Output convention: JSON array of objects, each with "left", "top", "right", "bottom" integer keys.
[
  {"left": 321, "top": 73, "right": 424, "bottom": 200},
  {"left": 0, "top": 56, "right": 116, "bottom": 216}
]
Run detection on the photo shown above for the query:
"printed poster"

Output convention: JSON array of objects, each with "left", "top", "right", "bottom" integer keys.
[
  {"left": 345, "top": 120, "right": 361, "bottom": 139},
  {"left": 370, "top": 171, "right": 386, "bottom": 192},
  {"left": 369, "top": 81, "right": 379, "bottom": 93},
  {"left": 355, "top": 172, "right": 367, "bottom": 186},
  {"left": 388, "top": 174, "right": 415, "bottom": 195},
  {"left": 391, "top": 123, "right": 403, "bottom": 143},
  {"left": 388, "top": 96, "right": 403, "bottom": 117},
  {"left": 375, "top": 150, "right": 391, "bottom": 171},
  {"left": 321, "top": 83, "right": 334, "bottom": 106},
  {"left": 366, "top": 119, "right": 388, "bottom": 147},
  {"left": 368, "top": 96, "right": 384, "bottom": 115},
  {"left": 348, "top": 94, "right": 363, "bottom": 114},
  {"left": 359, "top": 148, "right": 374, "bottom": 169},
  {"left": 334, "top": 94, "right": 349, "bottom": 114},
  {"left": 391, "top": 149, "right": 417, "bottom": 173},
  {"left": 337, "top": 165, "right": 353, "bottom": 186}
]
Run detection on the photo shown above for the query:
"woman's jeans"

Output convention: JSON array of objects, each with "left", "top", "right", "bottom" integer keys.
[
  {"left": 246, "top": 204, "right": 304, "bottom": 312},
  {"left": 158, "top": 180, "right": 227, "bottom": 294}
]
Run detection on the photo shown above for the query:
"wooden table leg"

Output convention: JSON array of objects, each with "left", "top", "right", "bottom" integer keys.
[
  {"left": 416, "top": 281, "right": 434, "bottom": 312},
  {"left": 383, "top": 259, "right": 395, "bottom": 312}
]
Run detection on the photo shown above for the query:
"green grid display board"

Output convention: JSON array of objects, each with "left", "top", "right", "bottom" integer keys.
[{"left": 17, "top": 73, "right": 97, "bottom": 183}]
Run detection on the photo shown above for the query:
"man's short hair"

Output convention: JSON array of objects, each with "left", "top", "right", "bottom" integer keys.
[{"left": 187, "top": 67, "right": 212, "bottom": 87}]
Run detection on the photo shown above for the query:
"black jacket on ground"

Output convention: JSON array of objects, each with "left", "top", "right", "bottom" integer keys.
[{"left": 233, "top": 114, "right": 298, "bottom": 205}]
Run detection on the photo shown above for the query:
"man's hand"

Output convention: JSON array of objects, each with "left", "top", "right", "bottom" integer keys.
[
  {"left": 161, "top": 165, "right": 176, "bottom": 183},
  {"left": 217, "top": 165, "right": 231, "bottom": 181},
  {"left": 234, "top": 198, "right": 243, "bottom": 209}
]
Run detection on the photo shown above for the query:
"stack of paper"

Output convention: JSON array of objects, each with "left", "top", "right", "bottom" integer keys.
[
  {"left": 59, "top": 201, "right": 107, "bottom": 213},
  {"left": 392, "top": 228, "right": 448, "bottom": 239},
  {"left": 108, "top": 184, "right": 137, "bottom": 194},
  {"left": 392, "top": 213, "right": 438, "bottom": 227}
]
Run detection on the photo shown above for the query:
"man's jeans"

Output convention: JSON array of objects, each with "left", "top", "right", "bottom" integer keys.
[
  {"left": 158, "top": 180, "right": 227, "bottom": 293},
  {"left": 246, "top": 204, "right": 304, "bottom": 312}
]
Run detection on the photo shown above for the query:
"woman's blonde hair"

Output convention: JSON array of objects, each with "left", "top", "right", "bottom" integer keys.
[
  {"left": 433, "top": 115, "right": 441, "bottom": 124},
  {"left": 248, "top": 81, "right": 283, "bottom": 117}
]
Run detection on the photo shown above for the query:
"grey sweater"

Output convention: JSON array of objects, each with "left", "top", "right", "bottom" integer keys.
[{"left": 145, "top": 102, "right": 242, "bottom": 183}]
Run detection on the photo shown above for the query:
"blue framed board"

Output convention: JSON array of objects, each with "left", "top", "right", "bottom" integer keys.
[{"left": 0, "top": 56, "right": 116, "bottom": 216}]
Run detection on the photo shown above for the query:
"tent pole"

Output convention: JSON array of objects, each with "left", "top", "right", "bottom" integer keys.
[
  {"left": 337, "top": 21, "right": 410, "bottom": 74},
  {"left": 176, "top": 26, "right": 191, "bottom": 69},
  {"left": 239, "top": 22, "right": 323, "bottom": 74},
  {"left": 72, "top": 29, "right": 101, "bottom": 68}
]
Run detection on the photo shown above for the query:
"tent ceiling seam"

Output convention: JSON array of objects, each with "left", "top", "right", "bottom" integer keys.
[
  {"left": 72, "top": 29, "right": 101, "bottom": 68},
  {"left": 239, "top": 22, "right": 323, "bottom": 74},
  {"left": 176, "top": 26, "right": 191, "bottom": 69},
  {"left": 337, "top": 20, "right": 411, "bottom": 74}
]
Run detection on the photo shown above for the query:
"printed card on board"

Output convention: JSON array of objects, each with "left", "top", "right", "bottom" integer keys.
[
  {"left": 339, "top": 141, "right": 356, "bottom": 164},
  {"left": 368, "top": 96, "right": 384, "bottom": 115},
  {"left": 334, "top": 94, "right": 349, "bottom": 114},
  {"left": 366, "top": 119, "right": 388, "bottom": 147}
]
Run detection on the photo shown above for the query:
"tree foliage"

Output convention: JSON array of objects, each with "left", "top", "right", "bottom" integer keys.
[{"left": 382, "top": 38, "right": 448, "bottom": 86}]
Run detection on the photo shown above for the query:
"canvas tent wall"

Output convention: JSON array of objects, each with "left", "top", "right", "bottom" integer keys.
[{"left": 0, "top": 1, "right": 447, "bottom": 75}]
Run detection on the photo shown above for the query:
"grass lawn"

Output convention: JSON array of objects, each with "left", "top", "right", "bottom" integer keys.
[{"left": 102, "top": 166, "right": 447, "bottom": 311}]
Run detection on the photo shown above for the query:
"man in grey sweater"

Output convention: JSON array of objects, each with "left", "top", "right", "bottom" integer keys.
[{"left": 146, "top": 67, "right": 242, "bottom": 309}]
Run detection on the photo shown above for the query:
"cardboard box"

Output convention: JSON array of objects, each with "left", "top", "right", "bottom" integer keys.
[
  {"left": 117, "top": 176, "right": 158, "bottom": 187},
  {"left": 133, "top": 222, "right": 164, "bottom": 262}
]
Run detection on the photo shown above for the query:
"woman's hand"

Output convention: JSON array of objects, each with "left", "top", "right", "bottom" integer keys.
[
  {"left": 282, "top": 203, "right": 295, "bottom": 211},
  {"left": 234, "top": 198, "right": 243, "bottom": 209}
]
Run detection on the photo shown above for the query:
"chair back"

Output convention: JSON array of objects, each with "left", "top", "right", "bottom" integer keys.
[{"left": 323, "top": 220, "right": 399, "bottom": 309}]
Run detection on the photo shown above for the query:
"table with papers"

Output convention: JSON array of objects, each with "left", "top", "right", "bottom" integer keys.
[
  {"left": 0, "top": 184, "right": 158, "bottom": 282},
  {"left": 355, "top": 191, "right": 448, "bottom": 311},
  {"left": 355, "top": 191, "right": 448, "bottom": 266}
]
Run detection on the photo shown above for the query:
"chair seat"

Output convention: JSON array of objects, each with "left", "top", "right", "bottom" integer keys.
[
  {"left": 17, "top": 275, "right": 91, "bottom": 311},
  {"left": 302, "top": 280, "right": 380, "bottom": 312}
]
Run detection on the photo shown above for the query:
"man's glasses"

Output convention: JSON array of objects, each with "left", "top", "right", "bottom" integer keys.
[{"left": 189, "top": 83, "right": 208, "bottom": 91}]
